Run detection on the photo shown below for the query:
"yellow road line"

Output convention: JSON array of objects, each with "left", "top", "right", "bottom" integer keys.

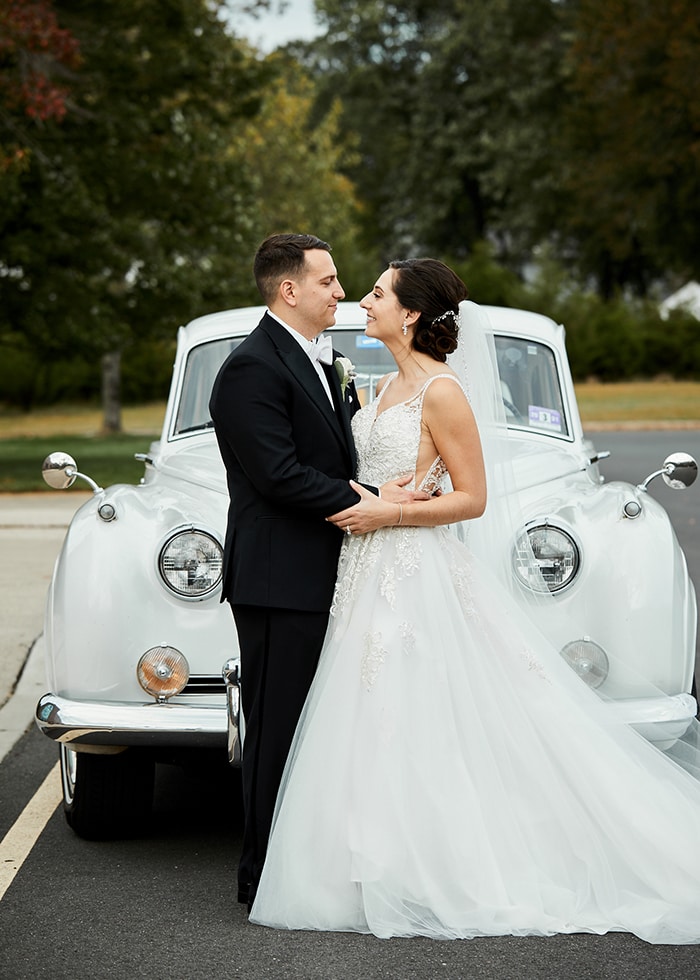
[{"left": 0, "top": 761, "right": 62, "bottom": 902}]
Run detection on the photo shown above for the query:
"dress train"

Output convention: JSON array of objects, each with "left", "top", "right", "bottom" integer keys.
[{"left": 250, "top": 375, "right": 700, "bottom": 943}]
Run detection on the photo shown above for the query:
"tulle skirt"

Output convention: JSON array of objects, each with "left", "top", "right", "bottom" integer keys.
[{"left": 250, "top": 525, "right": 700, "bottom": 943}]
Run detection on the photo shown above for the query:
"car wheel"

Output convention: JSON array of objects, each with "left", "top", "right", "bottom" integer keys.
[{"left": 59, "top": 744, "right": 155, "bottom": 840}]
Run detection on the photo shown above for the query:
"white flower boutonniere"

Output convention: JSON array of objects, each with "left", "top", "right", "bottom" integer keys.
[{"left": 334, "top": 356, "right": 357, "bottom": 397}]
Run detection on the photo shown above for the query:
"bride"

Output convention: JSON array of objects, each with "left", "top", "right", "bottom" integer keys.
[{"left": 249, "top": 258, "right": 700, "bottom": 944}]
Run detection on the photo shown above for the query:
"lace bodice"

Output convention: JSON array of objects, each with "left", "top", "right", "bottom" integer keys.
[
  {"left": 332, "top": 372, "right": 468, "bottom": 621},
  {"left": 352, "top": 373, "right": 464, "bottom": 494}
]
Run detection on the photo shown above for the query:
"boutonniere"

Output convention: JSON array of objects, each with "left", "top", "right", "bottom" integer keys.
[{"left": 334, "top": 356, "right": 357, "bottom": 397}]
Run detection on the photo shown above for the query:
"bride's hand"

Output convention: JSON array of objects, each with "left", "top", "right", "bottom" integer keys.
[
  {"left": 379, "top": 474, "right": 432, "bottom": 503},
  {"left": 327, "top": 482, "right": 403, "bottom": 535}
]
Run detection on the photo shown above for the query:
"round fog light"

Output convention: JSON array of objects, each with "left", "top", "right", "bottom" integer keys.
[
  {"left": 560, "top": 638, "right": 608, "bottom": 689},
  {"left": 137, "top": 645, "right": 189, "bottom": 701}
]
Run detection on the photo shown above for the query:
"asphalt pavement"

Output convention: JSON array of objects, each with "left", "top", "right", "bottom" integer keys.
[{"left": 0, "top": 492, "right": 90, "bottom": 761}]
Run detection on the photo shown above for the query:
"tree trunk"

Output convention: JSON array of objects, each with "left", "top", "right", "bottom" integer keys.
[{"left": 101, "top": 350, "right": 122, "bottom": 434}]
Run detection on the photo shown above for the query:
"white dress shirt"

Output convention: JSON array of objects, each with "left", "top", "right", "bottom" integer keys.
[{"left": 268, "top": 310, "right": 334, "bottom": 406}]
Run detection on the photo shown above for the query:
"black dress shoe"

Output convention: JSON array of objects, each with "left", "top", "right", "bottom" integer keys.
[{"left": 237, "top": 884, "right": 249, "bottom": 905}]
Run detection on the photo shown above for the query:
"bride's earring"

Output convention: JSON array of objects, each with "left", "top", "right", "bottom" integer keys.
[{"left": 402, "top": 320, "right": 408, "bottom": 336}]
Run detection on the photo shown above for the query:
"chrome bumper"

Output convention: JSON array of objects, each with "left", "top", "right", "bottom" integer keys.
[
  {"left": 35, "top": 694, "right": 228, "bottom": 750},
  {"left": 611, "top": 692, "right": 698, "bottom": 743}
]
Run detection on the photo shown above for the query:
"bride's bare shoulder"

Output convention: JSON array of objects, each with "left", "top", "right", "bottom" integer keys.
[
  {"left": 424, "top": 369, "right": 464, "bottom": 394},
  {"left": 374, "top": 373, "right": 395, "bottom": 396},
  {"left": 423, "top": 371, "right": 472, "bottom": 414}
]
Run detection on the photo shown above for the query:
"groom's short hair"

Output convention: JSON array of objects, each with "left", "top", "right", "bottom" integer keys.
[{"left": 254, "top": 233, "right": 331, "bottom": 304}]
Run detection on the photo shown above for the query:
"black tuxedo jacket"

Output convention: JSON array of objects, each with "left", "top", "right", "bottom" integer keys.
[{"left": 209, "top": 313, "right": 363, "bottom": 612}]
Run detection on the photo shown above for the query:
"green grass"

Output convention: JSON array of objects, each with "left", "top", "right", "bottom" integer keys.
[{"left": 0, "top": 435, "right": 156, "bottom": 492}]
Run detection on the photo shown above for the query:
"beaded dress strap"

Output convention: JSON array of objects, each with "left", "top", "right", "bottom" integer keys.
[
  {"left": 414, "top": 375, "right": 465, "bottom": 494},
  {"left": 378, "top": 372, "right": 464, "bottom": 407},
  {"left": 413, "top": 373, "right": 465, "bottom": 404},
  {"left": 374, "top": 372, "right": 399, "bottom": 408}
]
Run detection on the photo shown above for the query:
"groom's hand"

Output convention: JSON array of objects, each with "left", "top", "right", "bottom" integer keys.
[
  {"left": 327, "top": 479, "right": 433, "bottom": 535},
  {"left": 379, "top": 473, "right": 433, "bottom": 504}
]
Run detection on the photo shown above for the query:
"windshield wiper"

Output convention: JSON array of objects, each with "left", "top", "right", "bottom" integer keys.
[{"left": 178, "top": 420, "right": 215, "bottom": 434}]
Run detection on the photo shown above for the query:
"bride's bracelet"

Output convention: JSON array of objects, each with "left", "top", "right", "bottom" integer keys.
[{"left": 397, "top": 503, "right": 403, "bottom": 526}]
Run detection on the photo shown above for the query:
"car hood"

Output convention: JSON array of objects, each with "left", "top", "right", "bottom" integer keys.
[
  {"left": 148, "top": 431, "right": 593, "bottom": 499},
  {"left": 150, "top": 435, "right": 228, "bottom": 495}
]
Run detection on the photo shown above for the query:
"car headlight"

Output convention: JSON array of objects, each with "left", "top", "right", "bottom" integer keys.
[
  {"left": 158, "top": 528, "right": 223, "bottom": 599},
  {"left": 137, "top": 645, "right": 189, "bottom": 701},
  {"left": 560, "top": 638, "right": 609, "bottom": 689},
  {"left": 514, "top": 524, "right": 580, "bottom": 594}
]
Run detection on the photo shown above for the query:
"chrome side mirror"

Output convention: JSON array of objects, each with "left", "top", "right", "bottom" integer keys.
[
  {"left": 42, "top": 452, "right": 78, "bottom": 490},
  {"left": 638, "top": 452, "right": 698, "bottom": 492},
  {"left": 41, "top": 451, "right": 103, "bottom": 493},
  {"left": 661, "top": 452, "right": 698, "bottom": 490}
]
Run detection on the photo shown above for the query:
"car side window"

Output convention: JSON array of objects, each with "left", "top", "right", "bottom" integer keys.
[{"left": 495, "top": 337, "right": 568, "bottom": 437}]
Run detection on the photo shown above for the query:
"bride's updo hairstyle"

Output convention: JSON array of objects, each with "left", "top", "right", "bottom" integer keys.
[{"left": 389, "top": 258, "right": 468, "bottom": 362}]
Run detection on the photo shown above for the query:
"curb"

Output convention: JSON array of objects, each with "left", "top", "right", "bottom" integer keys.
[{"left": 0, "top": 635, "right": 46, "bottom": 765}]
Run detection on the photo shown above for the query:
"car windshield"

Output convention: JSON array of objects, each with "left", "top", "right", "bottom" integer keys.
[
  {"left": 174, "top": 338, "right": 241, "bottom": 435},
  {"left": 172, "top": 331, "right": 568, "bottom": 439}
]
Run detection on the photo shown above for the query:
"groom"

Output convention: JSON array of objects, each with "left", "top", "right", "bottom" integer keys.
[{"left": 210, "top": 233, "right": 420, "bottom": 910}]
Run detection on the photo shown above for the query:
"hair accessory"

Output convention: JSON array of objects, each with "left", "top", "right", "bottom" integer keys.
[
  {"left": 402, "top": 320, "right": 408, "bottom": 336},
  {"left": 432, "top": 309, "right": 461, "bottom": 328}
]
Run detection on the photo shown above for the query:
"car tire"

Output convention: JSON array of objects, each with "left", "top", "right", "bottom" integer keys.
[{"left": 60, "top": 744, "right": 155, "bottom": 840}]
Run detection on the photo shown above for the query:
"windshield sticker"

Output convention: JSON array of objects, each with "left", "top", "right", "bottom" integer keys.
[{"left": 529, "top": 405, "right": 562, "bottom": 431}]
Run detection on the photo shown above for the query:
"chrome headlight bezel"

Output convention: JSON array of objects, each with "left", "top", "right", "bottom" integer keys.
[
  {"left": 513, "top": 521, "right": 581, "bottom": 594},
  {"left": 157, "top": 525, "right": 223, "bottom": 601}
]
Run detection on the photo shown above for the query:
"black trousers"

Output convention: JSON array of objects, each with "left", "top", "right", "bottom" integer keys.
[{"left": 231, "top": 604, "right": 330, "bottom": 902}]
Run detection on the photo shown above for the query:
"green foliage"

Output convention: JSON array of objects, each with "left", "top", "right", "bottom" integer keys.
[
  {"left": 0, "top": 434, "right": 151, "bottom": 491},
  {"left": 300, "top": 0, "right": 700, "bottom": 294},
  {"left": 304, "top": 0, "right": 568, "bottom": 262},
  {"left": 0, "top": 0, "right": 272, "bottom": 364},
  {"left": 0, "top": 5, "right": 378, "bottom": 418},
  {"left": 0, "top": 335, "right": 174, "bottom": 409},
  {"left": 560, "top": 0, "right": 700, "bottom": 292},
  {"left": 527, "top": 282, "right": 700, "bottom": 383},
  {"left": 229, "top": 56, "right": 379, "bottom": 298},
  {"left": 3, "top": 0, "right": 700, "bottom": 413},
  {"left": 448, "top": 242, "right": 526, "bottom": 308}
]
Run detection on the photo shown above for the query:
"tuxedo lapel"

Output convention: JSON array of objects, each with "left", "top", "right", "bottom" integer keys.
[
  {"left": 324, "top": 358, "right": 358, "bottom": 473},
  {"left": 260, "top": 315, "right": 347, "bottom": 452}
]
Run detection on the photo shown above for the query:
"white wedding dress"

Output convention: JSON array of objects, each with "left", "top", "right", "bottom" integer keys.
[{"left": 250, "top": 374, "right": 700, "bottom": 944}]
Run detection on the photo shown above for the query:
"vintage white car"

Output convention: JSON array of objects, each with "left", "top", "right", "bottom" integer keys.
[{"left": 36, "top": 302, "right": 699, "bottom": 839}]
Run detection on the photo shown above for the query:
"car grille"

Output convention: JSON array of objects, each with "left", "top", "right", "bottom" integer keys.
[{"left": 182, "top": 675, "right": 226, "bottom": 695}]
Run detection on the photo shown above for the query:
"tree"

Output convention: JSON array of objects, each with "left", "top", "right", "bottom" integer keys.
[
  {"left": 0, "top": 0, "right": 270, "bottom": 430},
  {"left": 559, "top": 0, "right": 700, "bottom": 295},
  {"left": 298, "top": 0, "right": 569, "bottom": 266},
  {"left": 231, "top": 56, "right": 376, "bottom": 297},
  {"left": 296, "top": 0, "right": 700, "bottom": 298},
  {"left": 0, "top": 0, "right": 81, "bottom": 170}
]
